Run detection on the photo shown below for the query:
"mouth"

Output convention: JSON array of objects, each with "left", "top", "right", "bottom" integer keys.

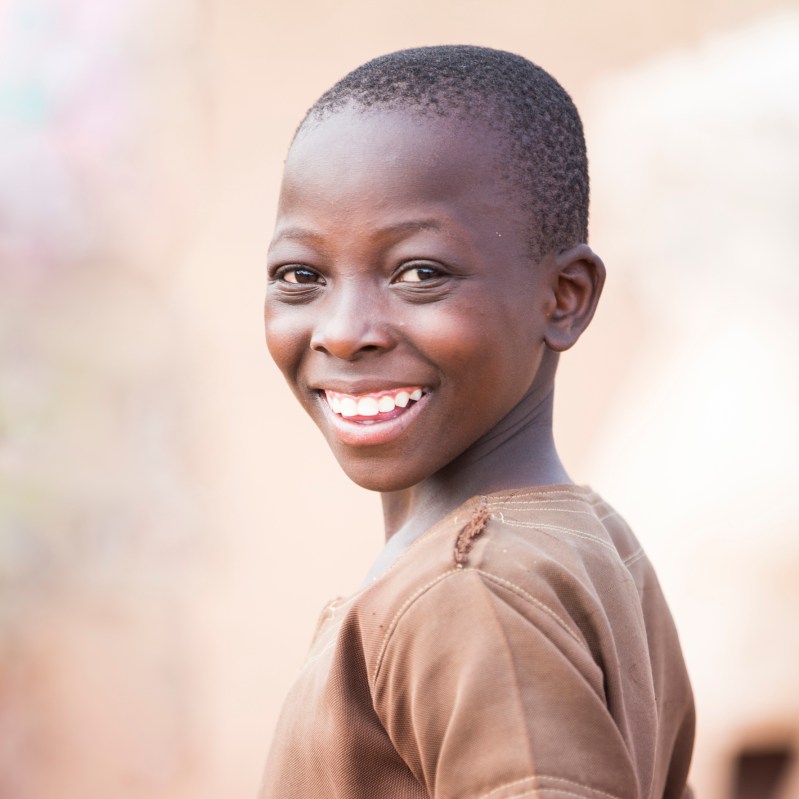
[{"left": 321, "top": 386, "right": 426, "bottom": 423}]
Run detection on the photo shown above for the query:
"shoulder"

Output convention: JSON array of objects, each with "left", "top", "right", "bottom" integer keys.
[
  {"left": 328, "top": 487, "right": 692, "bottom": 799},
  {"left": 353, "top": 486, "right": 648, "bottom": 692}
]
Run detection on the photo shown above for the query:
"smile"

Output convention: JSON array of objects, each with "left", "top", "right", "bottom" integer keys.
[{"left": 323, "top": 387, "right": 426, "bottom": 421}]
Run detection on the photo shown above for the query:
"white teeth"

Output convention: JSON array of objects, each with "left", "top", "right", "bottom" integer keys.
[
  {"left": 326, "top": 388, "right": 424, "bottom": 416},
  {"left": 340, "top": 397, "right": 358, "bottom": 417},
  {"left": 357, "top": 397, "right": 379, "bottom": 416}
]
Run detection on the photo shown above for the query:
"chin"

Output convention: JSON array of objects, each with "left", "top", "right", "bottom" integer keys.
[{"left": 336, "top": 458, "right": 421, "bottom": 494}]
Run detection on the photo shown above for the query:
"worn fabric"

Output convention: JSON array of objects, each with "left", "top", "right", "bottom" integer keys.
[{"left": 261, "top": 485, "right": 695, "bottom": 799}]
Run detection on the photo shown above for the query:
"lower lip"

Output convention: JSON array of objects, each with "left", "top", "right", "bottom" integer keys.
[{"left": 318, "top": 393, "right": 428, "bottom": 447}]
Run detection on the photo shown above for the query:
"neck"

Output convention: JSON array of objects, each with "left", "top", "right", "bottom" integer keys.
[{"left": 379, "top": 370, "right": 569, "bottom": 544}]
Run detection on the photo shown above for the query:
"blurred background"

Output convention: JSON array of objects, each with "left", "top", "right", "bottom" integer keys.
[{"left": 1, "top": 1, "right": 797, "bottom": 797}]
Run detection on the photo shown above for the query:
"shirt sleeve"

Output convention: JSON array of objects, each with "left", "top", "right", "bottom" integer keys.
[{"left": 371, "top": 567, "right": 641, "bottom": 799}]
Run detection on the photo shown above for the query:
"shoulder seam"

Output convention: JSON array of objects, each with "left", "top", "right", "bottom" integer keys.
[
  {"left": 622, "top": 548, "right": 646, "bottom": 567},
  {"left": 370, "top": 566, "right": 589, "bottom": 688},
  {"left": 371, "top": 568, "right": 461, "bottom": 685},
  {"left": 473, "top": 569, "right": 586, "bottom": 649},
  {"left": 494, "top": 515, "right": 617, "bottom": 553},
  {"left": 480, "top": 775, "right": 624, "bottom": 799}
]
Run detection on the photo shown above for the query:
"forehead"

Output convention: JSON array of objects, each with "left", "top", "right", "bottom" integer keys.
[
  {"left": 292, "top": 103, "right": 499, "bottom": 161},
  {"left": 281, "top": 106, "right": 517, "bottom": 215}
]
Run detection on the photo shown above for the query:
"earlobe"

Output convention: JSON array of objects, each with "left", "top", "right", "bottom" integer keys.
[{"left": 543, "top": 244, "right": 606, "bottom": 352}]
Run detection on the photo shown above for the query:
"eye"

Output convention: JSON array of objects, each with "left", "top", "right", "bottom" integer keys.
[
  {"left": 393, "top": 262, "right": 445, "bottom": 283},
  {"left": 276, "top": 265, "right": 324, "bottom": 285}
]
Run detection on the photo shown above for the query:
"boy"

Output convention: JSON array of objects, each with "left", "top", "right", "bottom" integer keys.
[{"left": 261, "top": 46, "right": 694, "bottom": 799}]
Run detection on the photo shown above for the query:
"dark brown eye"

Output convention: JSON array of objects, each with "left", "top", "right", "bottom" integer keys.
[
  {"left": 281, "top": 266, "right": 321, "bottom": 284},
  {"left": 395, "top": 264, "right": 443, "bottom": 283}
]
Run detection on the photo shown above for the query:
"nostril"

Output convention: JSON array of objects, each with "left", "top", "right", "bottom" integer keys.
[{"left": 310, "top": 320, "right": 394, "bottom": 359}]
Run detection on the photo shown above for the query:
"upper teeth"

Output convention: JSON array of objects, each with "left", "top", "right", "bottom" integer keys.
[{"left": 325, "top": 387, "right": 425, "bottom": 417}]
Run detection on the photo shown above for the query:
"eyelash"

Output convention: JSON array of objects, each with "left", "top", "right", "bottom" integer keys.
[
  {"left": 393, "top": 262, "right": 446, "bottom": 283},
  {"left": 273, "top": 265, "right": 324, "bottom": 285},
  {"left": 269, "top": 260, "right": 450, "bottom": 292}
]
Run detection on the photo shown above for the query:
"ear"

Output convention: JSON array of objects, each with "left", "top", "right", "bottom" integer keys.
[{"left": 543, "top": 244, "right": 606, "bottom": 352}]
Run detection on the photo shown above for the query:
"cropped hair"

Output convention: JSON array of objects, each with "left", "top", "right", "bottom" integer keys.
[{"left": 297, "top": 45, "right": 589, "bottom": 258}]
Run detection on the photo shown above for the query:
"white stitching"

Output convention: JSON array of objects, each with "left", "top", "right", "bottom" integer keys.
[
  {"left": 498, "top": 520, "right": 616, "bottom": 552},
  {"left": 481, "top": 776, "right": 537, "bottom": 799},
  {"left": 622, "top": 548, "right": 646, "bottom": 567},
  {"left": 471, "top": 570, "right": 585, "bottom": 648},
  {"left": 538, "top": 776, "right": 624, "bottom": 799},
  {"left": 296, "top": 635, "right": 338, "bottom": 676},
  {"left": 372, "top": 569, "right": 461, "bottom": 683},
  {"left": 486, "top": 488, "right": 592, "bottom": 500},
  {"left": 480, "top": 775, "right": 624, "bottom": 799},
  {"left": 487, "top": 504, "right": 605, "bottom": 519},
  {"left": 505, "top": 790, "right": 588, "bottom": 799},
  {"left": 372, "top": 567, "right": 590, "bottom": 687},
  {"left": 486, "top": 500, "right": 594, "bottom": 510}
]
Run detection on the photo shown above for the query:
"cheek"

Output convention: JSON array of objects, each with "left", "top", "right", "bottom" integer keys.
[
  {"left": 430, "top": 306, "right": 540, "bottom": 412},
  {"left": 264, "top": 307, "right": 309, "bottom": 380},
  {"left": 420, "top": 304, "right": 520, "bottom": 374}
]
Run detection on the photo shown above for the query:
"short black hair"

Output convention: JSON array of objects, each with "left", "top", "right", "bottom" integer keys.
[{"left": 297, "top": 45, "right": 589, "bottom": 258}]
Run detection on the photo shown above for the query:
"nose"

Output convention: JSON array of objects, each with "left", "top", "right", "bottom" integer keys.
[{"left": 310, "top": 281, "right": 394, "bottom": 360}]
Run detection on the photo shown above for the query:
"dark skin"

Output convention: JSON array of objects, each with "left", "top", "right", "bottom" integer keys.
[{"left": 265, "top": 107, "right": 605, "bottom": 569}]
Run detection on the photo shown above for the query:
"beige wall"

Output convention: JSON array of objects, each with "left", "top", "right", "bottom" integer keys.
[
  {"left": 1, "top": 1, "right": 797, "bottom": 797},
  {"left": 581, "top": 14, "right": 799, "bottom": 797}
]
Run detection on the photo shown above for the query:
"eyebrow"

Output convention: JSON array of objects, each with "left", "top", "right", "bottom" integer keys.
[
  {"left": 271, "top": 227, "right": 321, "bottom": 243},
  {"left": 382, "top": 219, "right": 445, "bottom": 235},
  {"left": 271, "top": 218, "right": 445, "bottom": 246}
]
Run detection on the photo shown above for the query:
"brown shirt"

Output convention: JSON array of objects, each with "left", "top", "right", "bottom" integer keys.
[{"left": 261, "top": 486, "right": 695, "bottom": 798}]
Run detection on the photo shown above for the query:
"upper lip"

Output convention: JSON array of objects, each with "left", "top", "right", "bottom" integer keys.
[{"left": 310, "top": 378, "right": 429, "bottom": 395}]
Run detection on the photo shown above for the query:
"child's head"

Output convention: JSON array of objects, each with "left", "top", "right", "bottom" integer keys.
[
  {"left": 265, "top": 46, "right": 604, "bottom": 494},
  {"left": 296, "top": 45, "right": 589, "bottom": 261}
]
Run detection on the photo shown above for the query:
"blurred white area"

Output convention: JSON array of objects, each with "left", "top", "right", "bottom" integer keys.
[
  {"left": 1, "top": 2, "right": 217, "bottom": 797},
  {"left": 0, "top": 0, "right": 208, "bottom": 275},
  {"left": 1, "top": 1, "right": 797, "bottom": 797},
  {"left": 581, "top": 10, "right": 799, "bottom": 797}
]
